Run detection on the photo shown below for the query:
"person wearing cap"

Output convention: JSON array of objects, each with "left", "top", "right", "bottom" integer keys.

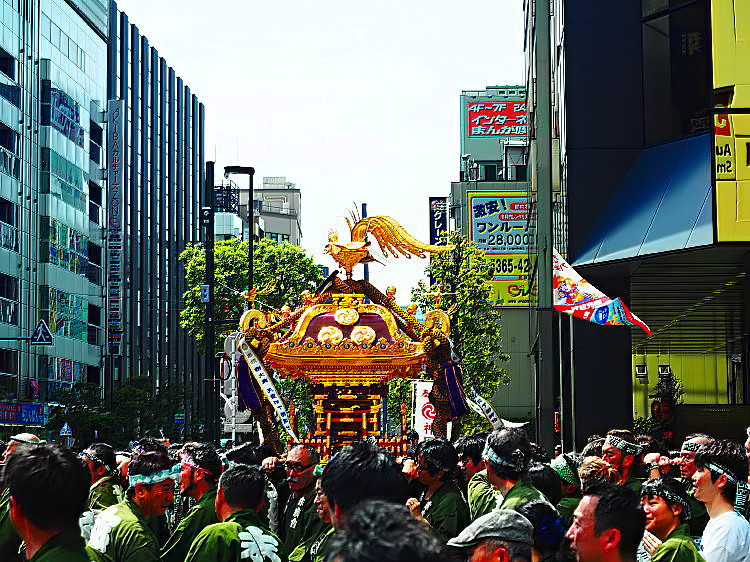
[
  {"left": 640, "top": 477, "right": 705, "bottom": 562},
  {"left": 82, "top": 443, "right": 123, "bottom": 512},
  {"left": 691, "top": 439, "right": 750, "bottom": 562},
  {"left": 161, "top": 443, "right": 223, "bottom": 562},
  {"left": 184, "top": 464, "right": 287, "bottom": 562},
  {"left": 405, "top": 439, "right": 469, "bottom": 543},
  {"left": 88, "top": 451, "right": 177, "bottom": 561},
  {"left": 447, "top": 508, "right": 533, "bottom": 562},
  {"left": 483, "top": 428, "right": 546, "bottom": 511},
  {"left": 0, "top": 433, "right": 44, "bottom": 560},
  {"left": 601, "top": 429, "right": 644, "bottom": 492},
  {"left": 551, "top": 453, "right": 581, "bottom": 526}
]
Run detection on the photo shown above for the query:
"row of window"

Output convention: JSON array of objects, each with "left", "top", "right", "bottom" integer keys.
[
  {"left": 265, "top": 232, "right": 290, "bottom": 243},
  {"left": 41, "top": 13, "right": 89, "bottom": 73}
]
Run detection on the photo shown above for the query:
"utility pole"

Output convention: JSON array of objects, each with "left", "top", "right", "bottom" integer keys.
[
  {"left": 202, "top": 161, "right": 217, "bottom": 441},
  {"left": 534, "top": 0, "right": 556, "bottom": 452}
]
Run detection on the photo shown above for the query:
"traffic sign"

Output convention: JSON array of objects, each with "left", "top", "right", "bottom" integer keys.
[
  {"left": 174, "top": 413, "right": 185, "bottom": 424},
  {"left": 59, "top": 422, "right": 72, "bottom": 437},
  {"left": 30, "top": 319, "right": 53, "bottom": 346},
  {"left": 201, "top": 284, "right": 210, "bottom": 303}
]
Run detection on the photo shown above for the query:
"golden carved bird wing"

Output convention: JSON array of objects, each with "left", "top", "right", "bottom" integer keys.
[{"left": 348, "top": 216, "right": 453, "bottom": 259}]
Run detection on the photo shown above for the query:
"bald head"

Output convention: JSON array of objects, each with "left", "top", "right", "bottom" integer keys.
[{"left": 2, "top": 434, "right": 43, "bottom": 464}]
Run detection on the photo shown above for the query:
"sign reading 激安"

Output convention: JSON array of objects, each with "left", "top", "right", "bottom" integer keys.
[{"left": 468, "top": 191, "right": 534, "bottom": 308}]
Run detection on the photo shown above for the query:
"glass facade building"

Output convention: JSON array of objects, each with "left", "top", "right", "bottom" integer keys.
[{"left": 0, "top": 0, "right": 204, "bottom": 435}]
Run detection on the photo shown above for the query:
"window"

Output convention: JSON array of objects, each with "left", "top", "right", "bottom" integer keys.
[
  {"left": 0, "top": 273, "right": 18, "bottom": 325},
  {"left": 0, "top": 123, "right": 17, "bottom": 154},
  {"left": 0, "top": 46, "right": 15, "bottom": 80},
  {"left": 642, "top": 1, "right": 710, "bottom": 144},
  {"left": 0, "top": 348, "right": 17, "bottom": 395},
  {"left": 0, "top": 197, "right": 15, "bottom": 226}
]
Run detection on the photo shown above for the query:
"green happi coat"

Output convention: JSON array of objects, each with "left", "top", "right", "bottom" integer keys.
[
  {"left": 185, "top": 508, "right": 288, "bottom": 562},
  {"left": 310, "top": 527, "right": 335, "bottom": 562},
  {"left": 280, "top": 486, "right": 327, "bottom": 554},
  {"left": 421, "top": 481, "right": 470, "bottom": 543},
  {"left": 89, "top": 477, "right": 122, "bottom": 512},
  {"left": 288, "top": 522, "right": 332, "bottom": 562},
  {"left": 161, "top": 487, "right": 219, "bottom": 562},
  {"left": 0, "top": 487, "right": 22, "bottom": 561},
  {"left": 650, "top": 524, "right": 705, "bottom": 562},
  {"left": 87, "top": 498, "right": 160, "bottom": 561},
  {"left": 26, "top": 527, "right": 114, "bottom": 562},
  {"left": 467, "top": 470, "right": 501, "bottom": 521},
  {"left": 556, "top": 496, "right": 581, "bottom": 526},
  {"left": 498, "top": 479, "right": 546, "bottom": 511}
]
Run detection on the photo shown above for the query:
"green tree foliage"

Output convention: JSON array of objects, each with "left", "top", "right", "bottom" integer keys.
[
  {"left": 399, "top": 231, "right": 510, "bottom": 436},
  {"left": 180, "top": 238, "right": 323, "bottom": 353}
]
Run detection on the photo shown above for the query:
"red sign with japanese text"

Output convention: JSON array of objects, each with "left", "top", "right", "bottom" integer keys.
[{"left": 467, "top": 101, "right": 527, "bottom": 137}]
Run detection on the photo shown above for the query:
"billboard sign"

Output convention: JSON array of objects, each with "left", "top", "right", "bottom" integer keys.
[
  {"left": 467, "top": 101, "right": 527, "bottom": 138},
  {"left": 106, "top": 100, "right": 125, "bottom": 355},
  {"left": 468, "top": 191, "right": 533, "bottom": 307},
  {"left": 0, "top": 402, "right": 49, "bottom": 426},
  {"left": 428, "top": 197, "right": 448, "bottom": 245}
]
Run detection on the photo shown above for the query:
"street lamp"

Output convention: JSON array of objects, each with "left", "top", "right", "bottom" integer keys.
[{"left": 224, "top": 166, "right": 256, "bottom": 295}]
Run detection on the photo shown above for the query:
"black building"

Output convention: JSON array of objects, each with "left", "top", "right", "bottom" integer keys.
[{"left": 106, "top": 1, "right": 204, "bottom": 432}]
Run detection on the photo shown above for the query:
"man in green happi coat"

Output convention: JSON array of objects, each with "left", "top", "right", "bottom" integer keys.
[
  {"left": 81, "top": 444, "right": 123, "bottom": 512},
  {"left": 640, "top": 477, "right": 705, "bottom": 562},
  {"left": 467, "top": 469, "right": 501, "bottom": 520},
  {"left": 406, "top": 439, "right": 469, "bottom": 543},
  {"left": 273, "top": 445, "right": 327, "bottom": 554},
  {"left": 87, "top": 451, "right": 176, "bottom": 561},
  {"left": 318, "top": 441, "right": 407, "bottom": 562},
  {"left": 0, "top": 433, "right": 45, "bottom": 560},
  {"left": 185, "top": 464, "right": 287, "bottom": 562},
  {"left": 6, "top": 442, "right": 114, "bottom": 561},
  {"left": 550, "top": 452, "right": 582, "bottom": 526},
  {"left": 483, "top": 428, "right": 546, "bottom": 512},
  {"left": 602, "top": 429, "right": 645, "bottom": 493},
  {"left": 161, "top": 443, "right": 222, "bottom": 562}
]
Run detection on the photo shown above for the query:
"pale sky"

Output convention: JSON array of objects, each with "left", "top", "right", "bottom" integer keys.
[{"left": 118, "top": 0, "right": 525, "bottom": 302}]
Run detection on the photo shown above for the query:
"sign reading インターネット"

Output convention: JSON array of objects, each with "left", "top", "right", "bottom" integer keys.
[
  {"left": 468, "top": 192, "right": 533, "bottom": 307},
  {"left": 467, "top": 101, "right": 527, "bottom": 137}
]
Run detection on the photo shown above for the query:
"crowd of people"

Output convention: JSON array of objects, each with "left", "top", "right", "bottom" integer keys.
[{"left": 0, "top": 425, "right": 748, "bottom": 561}]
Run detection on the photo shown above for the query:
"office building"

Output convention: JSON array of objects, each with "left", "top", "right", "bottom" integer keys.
[
  {"left": 0, "top": 0, "right": 109, "bottom": 423},
  {"left": 107, "top": 0, "right": 205, "bottom": 427},
  {"left": 450, "top": 85, "right": 533, "bottom": 419},
  {"left": 255, "top": 176, "right": 302, "bottom": 246},
  {"left": 524, "top": 0, "right": 750, "bottom": 448}
]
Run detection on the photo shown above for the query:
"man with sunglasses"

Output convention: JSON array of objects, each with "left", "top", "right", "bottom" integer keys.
[
  {"left": 161, "top": 443, "right": 222, "bottom": 562},
  {"left": 278, "top": 445, "right": 327, "bottom": 556},
  {"left": 82, "top": 443, "right": 122, "bottom": 512}
]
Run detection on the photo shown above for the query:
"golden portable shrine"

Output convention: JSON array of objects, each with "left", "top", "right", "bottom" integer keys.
[{"left": 232, "top": 215, "right": 469, "bottom": 459}]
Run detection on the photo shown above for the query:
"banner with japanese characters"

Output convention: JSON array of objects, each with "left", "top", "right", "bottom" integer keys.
[
  {"left": 467, "top": 101, "right": 527, "bottom": 137},
  {"left": 412, "top": 380, "right": 435, "bottom": 441},
  {"left": 553, "top": 249, "right": 652, "bottom": 336},
  {"left": 468, "top": 191, "right": 533, "bottom": 307}
]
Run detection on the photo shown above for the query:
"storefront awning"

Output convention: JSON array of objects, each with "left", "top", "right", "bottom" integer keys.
[{"left": 574, "top": 134, "right": 713, "bottom": 267}]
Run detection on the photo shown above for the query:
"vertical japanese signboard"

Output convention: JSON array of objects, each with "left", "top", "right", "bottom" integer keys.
[
  {"left": 106, "top": 100, "right": 125, "bottom": 355},
  {"left": 412, "top": 380, "right": 435, "bottom": 441},
  {"left": 468, "top": 191, "right": 533, "bottom": 307},
  {"left": 467, "top": 101, "right": 527, "bottom": 137},
  {"left": 428, "top": 197, "right": 448, "bottom": 286},
  {"left": 428, "top": 197, "right": 448, "bottom": 245}
]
